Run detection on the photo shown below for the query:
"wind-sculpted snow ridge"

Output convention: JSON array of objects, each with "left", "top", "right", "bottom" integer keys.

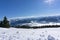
[{"left": 0, "top": 28, "right": 60, "bottom": 40}]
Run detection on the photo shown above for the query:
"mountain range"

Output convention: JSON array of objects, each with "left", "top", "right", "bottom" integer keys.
[{"left": 9, "top": 16, "right": 60, "bottom": 27}]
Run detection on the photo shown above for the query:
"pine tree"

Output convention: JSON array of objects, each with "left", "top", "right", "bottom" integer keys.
[
  {"left": 0, "top": 21, "right": 3, "bottom": 27},
  {"left": 3, "top": 16, "right": 10, "bottom": 28}
]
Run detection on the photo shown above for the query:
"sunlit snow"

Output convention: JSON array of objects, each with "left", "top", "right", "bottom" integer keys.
[
  {"left": 0, "top": 28, "right": 60, "bottom": 40},
  {"left": 21, "top": 21, "right": 60, "bottom": 27}
]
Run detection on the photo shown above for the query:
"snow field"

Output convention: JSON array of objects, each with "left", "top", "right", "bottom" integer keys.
[{"left": 0, "top": 28, "right": 60, "bottom": 40}]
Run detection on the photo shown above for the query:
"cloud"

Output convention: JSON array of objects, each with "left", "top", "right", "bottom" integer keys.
[
  {"left": 9, "top": 16, "right": 39, "bottom": 20},
  {"left": 44, "top": 0, "right": 55, "bottom": 5}
]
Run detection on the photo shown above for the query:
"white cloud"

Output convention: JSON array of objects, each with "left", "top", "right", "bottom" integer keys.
[
  {"left": 44, "top": 0, "right": 55, "bottom": 5},
  {"left": 9, "top": 16, "right": 39, "bottom": 20}
]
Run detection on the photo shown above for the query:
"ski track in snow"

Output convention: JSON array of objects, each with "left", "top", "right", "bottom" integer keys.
[{"left": 0, "top": 28, "right": 60, "bottom": 40}]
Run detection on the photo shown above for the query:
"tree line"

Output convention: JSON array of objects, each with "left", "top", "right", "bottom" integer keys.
[
  {"left": 0, "top": 16, "right": 10, "bottom": 28},
  {"left": 0, "top": 16, "right": 60, "bottom": 28}
]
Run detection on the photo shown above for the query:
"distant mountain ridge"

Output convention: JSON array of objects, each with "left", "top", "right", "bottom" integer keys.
[{"left": 9, "top": 16, "right": 60, "bottom": 26}]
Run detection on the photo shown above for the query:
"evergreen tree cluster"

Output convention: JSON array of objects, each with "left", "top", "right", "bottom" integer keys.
[{"left": 0, "top": 16, "right": 10, "bottom": 28}]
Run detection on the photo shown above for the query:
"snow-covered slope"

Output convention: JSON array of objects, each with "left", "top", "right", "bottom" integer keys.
[
  {"left": 20, "top": 21, "right": 60, "bottom": 27},
  {"left": 0, "top": 28, "right": 60, "bottom": 40}
]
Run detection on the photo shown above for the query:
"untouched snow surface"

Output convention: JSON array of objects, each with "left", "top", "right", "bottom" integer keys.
[{"left": 0, "top": 28, "right": 60, "bottom": 40}]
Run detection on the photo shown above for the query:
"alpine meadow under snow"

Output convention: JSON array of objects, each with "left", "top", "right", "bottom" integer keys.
[{"left": 0, "top": 28, "right": 60, "bottom": 40}]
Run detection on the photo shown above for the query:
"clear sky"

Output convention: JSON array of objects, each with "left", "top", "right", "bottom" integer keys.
[{"left": 0, "top": 0, "right": 60, "bottom": 19}]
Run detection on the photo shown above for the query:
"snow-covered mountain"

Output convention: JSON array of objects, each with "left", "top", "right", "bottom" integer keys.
[{"left": 9, "top": 16, "right": 60, "bottom": 27}]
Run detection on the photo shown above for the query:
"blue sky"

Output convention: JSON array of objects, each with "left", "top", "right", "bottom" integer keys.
[{"left": 0, "top": 0, "right": 60, "bottom": 19}]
